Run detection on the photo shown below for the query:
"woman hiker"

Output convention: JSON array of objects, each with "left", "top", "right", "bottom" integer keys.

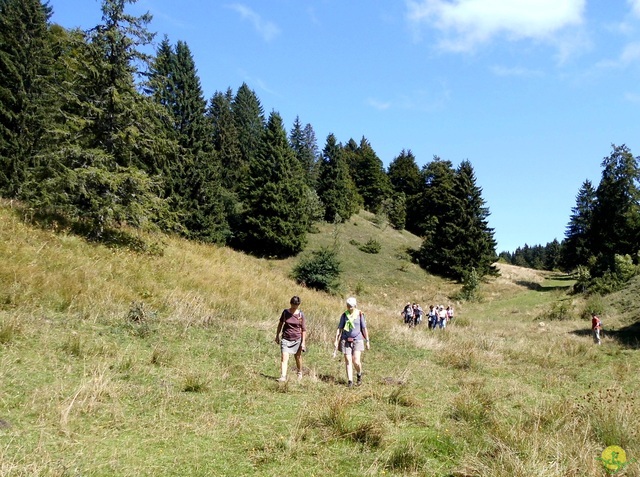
[
  {"left": 275, "top": 296, "right": 307, "bottom": 381},
  {"left": 334, "top": 297, "right": 370, "bottom": 387}
]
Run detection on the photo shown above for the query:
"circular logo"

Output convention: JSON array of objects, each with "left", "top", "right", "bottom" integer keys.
[{"left": 601, "top": 445, "right": 627, "bottom": 472}]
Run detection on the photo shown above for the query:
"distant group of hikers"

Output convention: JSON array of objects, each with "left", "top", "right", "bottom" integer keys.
[{"left": 402, "top": 302, "right": 454, "bottom": 329}]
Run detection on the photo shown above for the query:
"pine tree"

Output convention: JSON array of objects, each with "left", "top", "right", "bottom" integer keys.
[
  {"left": 232, "top": 82, "right": 265, "bottom": 198},
  {"left": 416, "top": 159, "right": 497, "bottom": 280},
  {"left": 209, "top": 88, "right": 242, "bottom": 190},
  {"left": 0, "top": 0, "right": 54, "bottom": 197},
  {"left": 317, "top": 134, "right": 360, "bottom": 223},
  {"left": 344, "top": 137, "right": 391, "bottom": 213},
  {"left": 23, "top": 1, "right": 178, "bottom": 237},
  {"left": 388, "top": 150, "right": 424, "bottom": 235},
  {"left": 289, "top": 116, "right": 320, "bottom": 188},
  {"left": 238, "top": 111, "right": 310, "bottom": 257},
  {"left": 561, "top": 179, "right": 596, "bottom": 270},
  {"left": 590, "top": 144, "right": 640, "bottom": 274}
]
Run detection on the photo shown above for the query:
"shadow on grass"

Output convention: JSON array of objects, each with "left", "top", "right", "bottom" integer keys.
[
  {"left": 515, "top": 280, "right": 573, "bottom": 292},
  {"left": 570, "top": 322, "right": 640, "bottom": 349}
]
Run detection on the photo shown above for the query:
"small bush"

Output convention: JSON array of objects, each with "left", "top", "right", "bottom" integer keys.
[
  {"left": 545, "top": 300, "right": 572, "bottom": 321},
  {"left": 457, "top": 268, "right": 480, "bottom": 301},
  {"left": 182, "top": 373, "right": 208, "bottom": 393},
  {"left": 292, "top": 247, "right": 342, "bottom": 293},
  {"left": 359, "top": 238, "right": 381, "bottom": 254}
]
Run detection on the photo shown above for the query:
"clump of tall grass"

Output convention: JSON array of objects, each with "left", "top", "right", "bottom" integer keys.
[
  {"left": 0, "top": 318, "right": 21, "bottom": 344},
  {"left": 576, "top": 388, "right": 639, "bottom": 448},
  {"left": 182, "top": 372, "right": 208, "bottom": 393}
]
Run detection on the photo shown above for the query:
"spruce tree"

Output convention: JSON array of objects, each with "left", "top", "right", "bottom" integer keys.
[
  {"left": 209, "top": 88, "right": 242, "bottom": 191},
  {"left": 388, "top": 149, "right": 423, "bottom": 234},
  {"left": 561, "top": 179, "right": 596, "bottom": 270},
  {"left": 0, "top": 0, "right": 53, "bottom": 197},
  {"left": 232, "top": 82, "right": 265, "bottom": 198},
  {"left": 317, "top": 134, "right": 360, "bottom": 223},
  {"left": 239, "top": 111, "right": 310, "bottom": 257},
  {"left": 590, "top": 144, "right": 640, "bottom": 273},
  {"left": 416, "top": 159, "right": 497, "bottom": 280},
  {"left": 289, "top": 116, "right": 320, "bottom": 188},
  {"left": 344, "top": 137, "right": 391, "bottom": 213}
]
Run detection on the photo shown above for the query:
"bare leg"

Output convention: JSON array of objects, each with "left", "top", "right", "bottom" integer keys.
[
  {"left": 280, "top": 352, "right": 290, "bottom": 379},
  {"left": 344, "top": 353, "right": 353, "bottom": 383}
]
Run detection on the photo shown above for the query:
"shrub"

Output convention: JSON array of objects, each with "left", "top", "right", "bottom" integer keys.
[
  {"left": 457, "top": 268, "right": 480, "bottom": 301},
  {"left": 359, "top": 238, "right": 381, "bottom": 254},
  {"left": 545, "top": 300, "right": 572, "bottom": 321},
  {"left": 292, "top": 247, "right": 342, "bottom": 293}
]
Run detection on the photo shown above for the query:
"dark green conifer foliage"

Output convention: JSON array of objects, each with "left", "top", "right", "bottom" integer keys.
[
  {"left": 147, "top": 37, "right": 228, "bottom": 243},
  {"left": 416, "top": 159, "right": 497, "bottom": 281},
  {"left": 561, "top": 179, "right": 596, "bottom": 270},
  {"left": 317, "top": 134, "right": 361, "bottom": 223},
  {"left": 23, "top": 1, "right": 178, "bottom": 236},
  {"left": 344, "top": 137, "right": 391, "bottom": 213},
  {"left": 388, "top": 149, "right": 423, "bottom": 233},
  {"left": 590, "top": 144, "right": 640, "bottom": 273},
  {"left": 238, "top": 112, "right": 310, "bottom": 258},
  {"left": 289, "top": 116, "right": 320, "bottom": 188},
  {"left": 0, "top": 0, "right": 53, "bottom": 197},
  {"left": 209, "top": 88, "right": 242, "bottom": 191},
  {"left": 232, "top": 82, "right": 265, "bottom": 198}
]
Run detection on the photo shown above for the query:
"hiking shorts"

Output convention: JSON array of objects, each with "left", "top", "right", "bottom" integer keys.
[
  {"left": 281, "top": 338, "right": 302, "bottom": 354},
  {"left": 340, "top": 339, "right": 364, "bottom": 355}
]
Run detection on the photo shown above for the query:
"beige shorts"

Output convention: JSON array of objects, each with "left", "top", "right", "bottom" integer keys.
[{"left": 340, "top": 339, "right": 364, "bottom": 355}]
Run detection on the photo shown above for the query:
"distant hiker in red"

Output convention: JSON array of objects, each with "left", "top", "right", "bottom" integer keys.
[{"left": 591, "top": 313, "right": 602, "bottom": 345}]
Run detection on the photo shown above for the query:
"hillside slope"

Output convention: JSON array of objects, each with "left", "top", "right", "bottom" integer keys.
[{"left": 1, "top": 202, "right": 639, "bottom": 477}]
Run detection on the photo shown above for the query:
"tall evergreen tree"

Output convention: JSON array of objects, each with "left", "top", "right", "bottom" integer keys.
[
  {"left": 417, "top": 159, "right": 497, "bottom": 280},
  {"left": 387, "top": 149, "right": 422, "bottom": 197},
  {"left": 561, "top": 179, "right": 596, "bottom": 270},
  {"left": 409, "top": 156, "right": 455, "bottom": 237},
  {"left": 232, "top": 82, "right": 264, "bottom": 198},
  {"left": 289, "top": 116, "right": 320, "bottom": 188},
  {"left": 238, "top": 111, "right": 310, "bottom": 257},
  {"left": 147, "top": 37, "right": 227, "bottom": 242},
  {"left": 209, "top": 88, "right": 242, "bottom": 190},
  {"left": 23, "top": 1, "right": 178, "bottom": 237},
  {"left": 344, "top": 137, "right": 391, "bottom": 213},
  {"left": 386, "top": 149, "right": 421, "bottom": 231},
  {"left": 0, "top": 0, "right": 53, "bottom": 197},
  {"left": 591, "top": 144, "right": 640, "bottom": 273},
  {"left": 317, "top": 134, "right": 360, "bottom": 223}
]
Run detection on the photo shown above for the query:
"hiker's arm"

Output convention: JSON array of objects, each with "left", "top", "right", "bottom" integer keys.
[
  {"left": 275, "top": 320, "right": 283, "bottom": 344},
  {"left": 301, "top": 330, "right": 307, "bottom": 350}
]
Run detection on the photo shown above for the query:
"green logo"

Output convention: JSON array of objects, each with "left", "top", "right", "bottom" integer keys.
[{"left": 598, "top": 446, "right": 635, "bottom": 474}]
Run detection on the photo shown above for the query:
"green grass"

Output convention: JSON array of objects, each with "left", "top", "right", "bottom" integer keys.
[{"left": 1, "top": 202, "right": 639, "bottom": 476}]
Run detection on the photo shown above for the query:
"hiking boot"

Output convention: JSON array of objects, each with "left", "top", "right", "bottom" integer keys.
[
  {"left": 356, "top": 373, "right": 362, "bottom": 385},
  {"left": 297, "top": 371, "right": 303, "bottom": 380},
  {"left": 277, "top": 376, "right": 287, "bottom": 382},
  {"left": 347, "top": 380, "right": 353, "bottom": 388}
]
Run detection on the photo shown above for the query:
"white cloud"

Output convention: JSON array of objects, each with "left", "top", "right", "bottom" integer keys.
[
  {"left": 367, "top": 98, "right": 392, "bottom": 110},
  {"left": 629, "top": 0, "right": 640, "bottom": 17},
  {"left": 228, "top": 4, "right": 280, "bottom": 42},
  {"left": 490, "top": 65, "right": 543, "bottom": 77},
  {"left": 596, "top": 41, "right": 640, "bottom": 69},
  {"left": 406, "top": 0, "right": 586, "bottom": 52}
]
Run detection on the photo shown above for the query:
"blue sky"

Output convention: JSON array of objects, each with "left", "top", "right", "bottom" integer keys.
[{"left": 50, "top": 0, "right": 640, "bottom": 253}]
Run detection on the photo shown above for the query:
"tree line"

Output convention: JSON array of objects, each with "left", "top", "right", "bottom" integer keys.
[
  {"left": 0, "top": 0, "right": 497, "bottom": 283},
  {"left": 500, "top": 144, "right": 640, "bottom": 293}
]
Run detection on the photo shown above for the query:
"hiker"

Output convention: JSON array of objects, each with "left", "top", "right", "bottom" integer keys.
[
  {"left": 402, "top": 302, "right": 414, "bottom": 326},
  {"left": 428, "top": 305, "right": 437, "bottom": 329},
  {"left": 438, "top": 305, "right": 447, "bottom": 329},
  {"left": 274, "top": 296, "right": 307, "bottom": 381},
  {"left": 591, "top": 313, "right": 602, "bottom": 345},
  {"left": 334, "top": 297, "right": 370, "bottom": 387},
  {"left": 413, "top": 303, "right": 423, "bottom": 326}
]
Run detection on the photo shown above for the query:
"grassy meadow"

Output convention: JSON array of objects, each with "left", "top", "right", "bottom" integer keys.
[{"left": 1, "top": 201, "right": 639, "bottom": 476}]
